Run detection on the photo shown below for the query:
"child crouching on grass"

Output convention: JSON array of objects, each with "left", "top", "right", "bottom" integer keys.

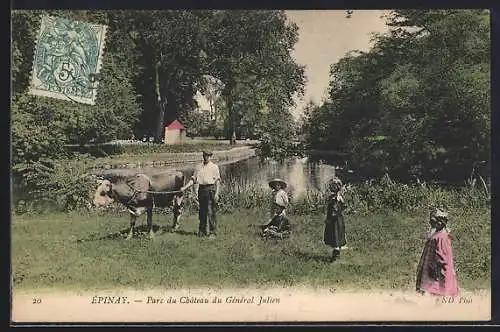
[
  {"left": 324, "top": 177, "right": 347, "bottom": 262},
  {"left": 415, "top": 208, "right": 459, "bottom": 297},
  {"left": 260, "top": 178, "right": 292, "bottom": 239}
]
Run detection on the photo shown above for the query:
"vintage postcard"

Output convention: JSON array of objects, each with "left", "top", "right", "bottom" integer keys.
[{"left": 11, "top": 9, "right": 491, "bottom": 324}]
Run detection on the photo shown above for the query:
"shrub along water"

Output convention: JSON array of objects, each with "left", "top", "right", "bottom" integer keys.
[
  {"left": 215, "top": 179, "right": 490, "bottom": 216},
  {"left": 65, "top": 141, "right": 236, "bottom": 158},
  {"left": 12, "top": 155, "right": 98, "bottom": 214},
  {"left": 13, "top": 162, "right": 490, "bottom": 217}
]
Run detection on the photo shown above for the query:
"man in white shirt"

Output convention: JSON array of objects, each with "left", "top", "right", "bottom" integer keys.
[{"left": 181, "top": 150, "right": 221, "bottom": 237}]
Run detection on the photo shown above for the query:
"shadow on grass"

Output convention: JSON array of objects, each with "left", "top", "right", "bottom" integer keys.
[
  {"left": 173, "top": 229, "right": 198, "bottom": 236},
  {"left": 76, "top": 224, "right": 197, "bottom": 242},
  {"left": 290, "top": 250, "right": 332, "bottom": 263},
  {"left": 247, "top": 223, "right": 266, "bottom": 229}
]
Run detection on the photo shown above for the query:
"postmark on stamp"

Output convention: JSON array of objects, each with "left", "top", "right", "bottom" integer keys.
[{"left": 28, "top": 15, "right": 107, "bottom": 105}]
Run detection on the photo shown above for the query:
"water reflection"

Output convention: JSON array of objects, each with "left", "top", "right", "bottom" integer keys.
[
  {"left": 216, "top": 157, "right": 337, "bottom": 199},
  {"left": 99, "top": 157, "right": 339, "bottom": 201}
]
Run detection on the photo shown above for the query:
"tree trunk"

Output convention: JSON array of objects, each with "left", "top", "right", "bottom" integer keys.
[
  {"left": 155, "top": 62, "right": 164, "bottom": 143},
  {"left": 157, "top": 99, "right": 165, "bottom": 143},
  {"left": 227, "top": 98, "right": 236, "bottom": 145},
  {"left": 209, "top": 98, "right": 214, "bottom": 121},
  {"left": 225, "top": 84, "right": 236, "bottom": 145},
  {"left": 214, "top": 99, "right": 218, "bottom": 123}
]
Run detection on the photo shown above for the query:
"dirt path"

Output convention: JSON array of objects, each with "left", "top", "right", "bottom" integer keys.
[{"left": 12, "top": 287, "right": 491, "bottom": 323}]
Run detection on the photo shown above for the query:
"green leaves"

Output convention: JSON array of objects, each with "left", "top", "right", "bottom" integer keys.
[
  {"left": 379, "top": 64, "right": 421, "bottom": 110},
  {"left": 202, "top": 10, "right": 305, "bottom": 144},
  {"left": 303, "top": 9, "right": 490, "bottom": 182},
  {"left": 255, "top": 107, "right": 299, "bottom": 162}
]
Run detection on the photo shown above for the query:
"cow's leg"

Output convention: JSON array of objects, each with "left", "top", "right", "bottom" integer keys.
[
  {"left": 172, "top": 207, "right": 181, "bottom": 231},
  {"left": 147, "top": 205, "right": 154, "bottom": 239},
  {"left": 126, "top": 213, "right": 136, "bottom": 240},
  {"left": 171, "top": 195, "right": 183, "bottom": 232}
]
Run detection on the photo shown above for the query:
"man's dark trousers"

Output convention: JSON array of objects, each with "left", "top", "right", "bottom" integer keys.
[{"left": 198, "top": 184, "right": 217, "bottom": 235}]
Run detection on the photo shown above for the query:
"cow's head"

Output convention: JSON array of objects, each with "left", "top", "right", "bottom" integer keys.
[{"left": 93, "top": 179, "right": 115, "bottom": 207}]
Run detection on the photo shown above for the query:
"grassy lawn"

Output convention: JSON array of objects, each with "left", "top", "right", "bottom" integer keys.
[{"left": 11, "top": 208, "right": 490, "bottom": 292}]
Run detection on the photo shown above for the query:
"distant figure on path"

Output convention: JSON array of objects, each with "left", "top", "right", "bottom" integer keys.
[
  {"left": 181, "top": 150, "right": 221, "bottom": 238},
  {"left": 323, "top": 177, "right": 347, "bottom": 262},
  {"left": 261, "top": 178, "right": 292, "bottom": 239},
  {"left": 416, "top": 209, "right": 459, "bottom": 297}
]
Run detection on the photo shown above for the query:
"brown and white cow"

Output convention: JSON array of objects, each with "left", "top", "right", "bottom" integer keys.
[{"left": 93, "top": 171, "right": 185, "bottom": 239}]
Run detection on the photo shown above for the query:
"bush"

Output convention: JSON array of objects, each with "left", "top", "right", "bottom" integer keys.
[
  {"left": 11, "top": 95, "right": 70, "bottom": 196},
  {"left": 66, "top": 141, "right": 235, "bottom": 158},
  {"left": 13, "top": 155, "right": 98, "bottom": 214}
]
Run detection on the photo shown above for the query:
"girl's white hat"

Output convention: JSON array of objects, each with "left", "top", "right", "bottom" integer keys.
[{"left": 430, "top": 208, "right": 449, "bottom": 221}]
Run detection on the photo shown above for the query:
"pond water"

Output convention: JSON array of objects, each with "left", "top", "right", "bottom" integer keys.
[
  {"left": 99, "top": 156, "right": 343, "bottom": 198},
  {"left": 217, "top": 157, "right": 337, "bottom": 196}
]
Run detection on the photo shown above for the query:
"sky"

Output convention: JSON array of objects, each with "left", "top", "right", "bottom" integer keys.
[{"left": 285, "top": 10, "right": 390, "bottom": 118}]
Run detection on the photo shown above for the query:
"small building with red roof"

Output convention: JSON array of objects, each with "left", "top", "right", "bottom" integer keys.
[{"left": 164, "top": 119, "right": 186, "bottom": 145}]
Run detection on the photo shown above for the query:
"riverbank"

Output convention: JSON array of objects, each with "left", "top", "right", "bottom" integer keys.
[
  {"left": 12, "top": 209, "right": 490, "bottom": 292},
  {"left": 90, "top": 145, "right": 257, "bottom": 174}
]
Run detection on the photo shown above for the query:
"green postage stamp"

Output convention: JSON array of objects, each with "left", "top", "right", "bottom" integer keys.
[{"left": 28, "top": 15, "right": 107, "bottom": 105}]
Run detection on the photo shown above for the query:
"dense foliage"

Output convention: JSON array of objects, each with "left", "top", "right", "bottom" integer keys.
[
  {"left": 11, "top": 10, "right": 305, "bottom": 203},
  {"left": 302, "top": 10, "right": 490, "bottom": 183}
]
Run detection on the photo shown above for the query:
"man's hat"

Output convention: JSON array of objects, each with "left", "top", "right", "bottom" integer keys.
[
  {"left": 269, "top": 178, "right": 287, "bottom": 189},
  {"left": 202, "top": 150, "right": 213, "bottom": 156}
]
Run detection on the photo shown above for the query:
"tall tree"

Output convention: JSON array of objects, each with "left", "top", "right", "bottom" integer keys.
[
  {"left": 303, "top": 9, "right": 490, "bottom": 182},
  {"left": 203, "top": 10, "right": 305, "bottom": 144},
  {"left": 128, "top": 10, "right": 212, "bottom": 141}
]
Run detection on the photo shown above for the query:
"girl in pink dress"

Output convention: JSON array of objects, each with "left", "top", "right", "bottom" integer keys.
[{"left": 416, "top": 209, "right": 459, "bottom": 297}]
